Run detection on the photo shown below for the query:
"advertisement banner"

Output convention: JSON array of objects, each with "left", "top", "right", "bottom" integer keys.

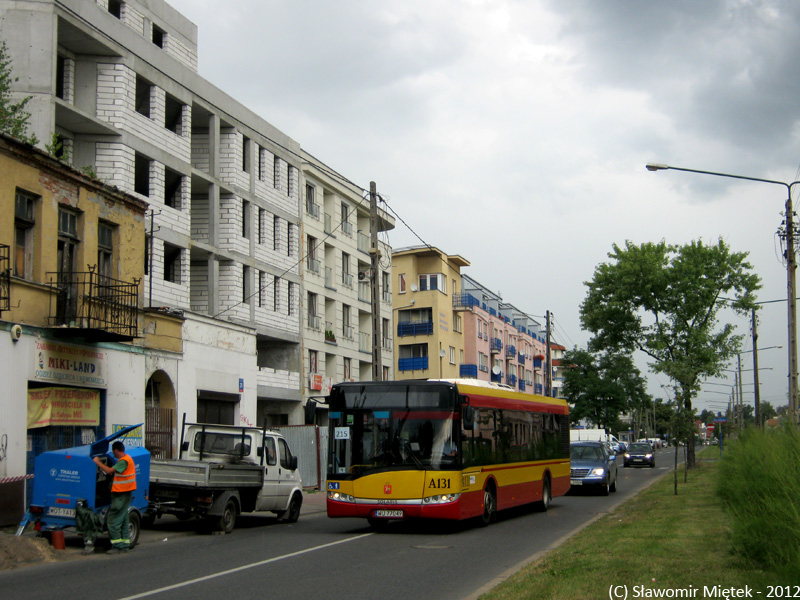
[
  {"left": 27, "top": 387, "right": 101, "bottom": 428},
  {"left": 33, "top": 341, "right": 106, "bottom": 387}
]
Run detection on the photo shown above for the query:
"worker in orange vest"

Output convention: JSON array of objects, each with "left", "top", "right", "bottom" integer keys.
[{"left": 93, "top": 440, "right": 136, "bottom": 554}]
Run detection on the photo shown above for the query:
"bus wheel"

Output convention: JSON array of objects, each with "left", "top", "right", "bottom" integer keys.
[
  {"left": 536, "top": 476, "right": 551, "bottom": 512},
  {"left": 478, "top": 484, "right": 496, "bottom": 527}
]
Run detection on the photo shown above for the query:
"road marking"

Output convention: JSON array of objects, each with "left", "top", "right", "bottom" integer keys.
[{"left": 116, "top": 533, "right": 373, "bottom": 600}]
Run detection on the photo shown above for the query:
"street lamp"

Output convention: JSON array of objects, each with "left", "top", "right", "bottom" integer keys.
[{"left": 646, "top": 162, "right": 800, "bottom": 426}]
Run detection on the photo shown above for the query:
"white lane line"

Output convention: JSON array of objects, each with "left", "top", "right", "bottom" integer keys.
[{"left": 117, "top": 533, "right": 374, "bottom": 600}]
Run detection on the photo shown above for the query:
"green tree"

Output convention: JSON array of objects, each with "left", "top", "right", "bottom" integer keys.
[
  {"left": 562, "top": 348, "right": 649, "bottom": 429},
  {"left": 0, "top": 41, "right": 37, "bottom": 144},
  {"left": 580, "top": 239, "right": 760, "bottom": 467}
]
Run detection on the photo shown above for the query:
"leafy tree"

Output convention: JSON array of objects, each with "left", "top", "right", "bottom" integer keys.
[
  {"left": 0, "top": 41, "right": 37, "bottom": 144},
  {"left": 561, "top": 348, "right": 649, "bottom": 429},
  {"left": 580, "top": 239, "right": 760, "bottom": 467},
  {"left": 760, "top": 401, "right": 777, "bottom": 422}
]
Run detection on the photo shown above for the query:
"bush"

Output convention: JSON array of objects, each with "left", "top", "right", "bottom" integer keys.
[{"left": 716, "top": 425, "right": 800, "bottom": 575}]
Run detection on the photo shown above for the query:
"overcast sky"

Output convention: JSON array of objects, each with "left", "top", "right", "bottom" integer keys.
[{"left": 166, "top": 0, "right": 800, "bottom": 416}]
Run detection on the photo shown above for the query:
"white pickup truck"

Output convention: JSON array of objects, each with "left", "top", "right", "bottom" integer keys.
[{"left": 146, "top": 421, "right": 303, "bottom": 533}]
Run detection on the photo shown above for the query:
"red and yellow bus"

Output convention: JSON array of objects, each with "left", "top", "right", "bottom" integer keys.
[{"left": 326, "top": 379, "right": 570, "bottom": 527}]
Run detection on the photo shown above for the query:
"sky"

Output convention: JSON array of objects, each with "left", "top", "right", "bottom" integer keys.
[{"left": 165, "top": 0, "right": 800, "bottom": 417}]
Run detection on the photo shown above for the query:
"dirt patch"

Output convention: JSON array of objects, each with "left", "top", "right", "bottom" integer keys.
[{"left": 0, "top": 527, "right": 84, "bottom": 571}]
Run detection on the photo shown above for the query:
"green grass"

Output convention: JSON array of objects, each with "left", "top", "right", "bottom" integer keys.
[{"left": 481, "top": 447, "right": 791, "bottom": 600}]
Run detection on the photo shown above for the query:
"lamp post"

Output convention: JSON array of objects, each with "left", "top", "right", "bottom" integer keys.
[{"left": 646, "top": 163, "right": 800, "bottom": 426}]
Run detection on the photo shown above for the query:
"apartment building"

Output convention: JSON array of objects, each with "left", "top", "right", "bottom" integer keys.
[
  {"left": 391, "top": 247, "right": 559, "bottom": 396},
  {"left": 301, "top": 160, "right": 394, "bottom": 410},
  {"left": 392, "top": 246, "right": 470, "bottom": 379},
  {"left": 0, "top": 0, "right": 391, "bottom": 456},
  {"left": 0, "top": 133, "right": 188, "bottom": 524}
]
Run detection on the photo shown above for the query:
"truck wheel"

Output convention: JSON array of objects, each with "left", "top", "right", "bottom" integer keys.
[
  {"left": 128, "top": 511, "right": 141, "bottom": 549},
  {"left": 215, "top": 499, "right": 236, "bottom": 534},
  {"left": 279, "top": 492, "right": 302, "bottom": 523}
]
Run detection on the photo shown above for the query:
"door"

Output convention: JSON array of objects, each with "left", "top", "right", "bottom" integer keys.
[{"left": 256, "top": 436, "right": 281, "bottom": 511}]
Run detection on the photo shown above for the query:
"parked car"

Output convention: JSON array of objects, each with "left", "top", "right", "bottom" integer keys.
[
  {"left": 624, "top": 442, "right": 655, "bottom": 468},
  {"left": 570, "top": 441, "right": 618, "bottom": 496}
]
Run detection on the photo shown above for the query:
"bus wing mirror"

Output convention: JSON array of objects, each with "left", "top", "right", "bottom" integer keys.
[{"left": 463, "top": 401, "right": 474, "bottom": 430}]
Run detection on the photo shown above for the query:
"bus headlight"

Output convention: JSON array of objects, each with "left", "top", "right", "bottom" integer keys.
[
  {"left": 328, "top": 491, "right": 355, "bottom": 503},
  {"left": 422, "top": 493, "right": 460, "bottom": 504}
]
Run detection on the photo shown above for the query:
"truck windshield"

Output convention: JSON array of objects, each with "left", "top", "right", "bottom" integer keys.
[{"left": 327, "top": 382, "right": 460, "bottom": 476}]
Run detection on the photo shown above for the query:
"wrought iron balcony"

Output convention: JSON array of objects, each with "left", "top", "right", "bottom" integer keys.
[
  {"left": 519, "top": 379, "right": 526, "bottom": 392},
  {"left": 490, "top": 369, "right": 503, "bottom": 383},
  {"left": 506, "top": 345, "right": 516, "bottom": 358},
  {"left": 47, "top": 267, "right": 140, "bottom": 341},
  {"left": 452, "top": 292, "right": 480, "bottom": 311},
  {"left": 490, "top": 337, "right": 503, "bottom": 353}
]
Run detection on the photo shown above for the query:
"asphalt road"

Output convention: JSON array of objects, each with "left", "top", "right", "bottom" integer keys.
[{"left": 2, "top": 447, "right": 681, "bottom": 600}]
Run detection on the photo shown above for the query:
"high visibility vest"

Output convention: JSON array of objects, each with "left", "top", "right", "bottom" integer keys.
[{"left": 111, "top": 453, "right": 137, "bottom": 493}]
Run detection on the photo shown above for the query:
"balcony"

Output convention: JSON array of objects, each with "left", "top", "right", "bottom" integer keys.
[
  {"left": 324, "top": 213, "right": 333, "bottom": 234},
  {"left": 307, "top": 257, "right": 321, "bottom": 274},
  {"left": 518, "top": 352, "right": 526, "bottom": 365},
  {"left": 307, "top": 314, "right": 321, "bottom": 331},
  {"left": 490, "top": 337, "right": 503, "bottom": 353},
  {"left": 0, "top": 244, "right": 9, "bottom": 314},
  {"left": 325, "top": 266, "right": 334, "bottom": 289},
  {"left": 397, "top": 321, "right": 434, "bottom": 337},
  {"left": 357, "top": 231, "right": 370, "bottom": 254},
  {"left": 506, "top": 345, "right": 516, "bottom": 359},
  {"left": 306, "top": 201, "right": 320, "bottom": 219},
  {"left": 460, "top": 364, "right": 478, "bottom": 378},
  {"left": 398, "top": 356, "right": 428, "bottom": 372},
  {"left": 490, "top": 369, "right": 503, "bottom": 383},
  {"left": 47, "top": 268, "right": 140, "bottom": 341},
  {"left": 342, "top": 272, "right": 354, "bottom": 289},
  {"left": 382, "top": 335, "right": 393, "bottom": 350},
  {"left": 342, "top": 324, "right": 354, "bottom": 341},
  {"left": 506, "top": 373, "right": 517, "bottom": 387},
  {"left": 359, "top": 332, "right": 371, "bottom": 353},
  {"left": 452, "top": 292, "right": 480, "bottom": 311},
  {"left": 341, "top": 221, "right": 353, "bottom": 237},
  {"left": 519, "top": 380, "right": 526, "bottom": 392}
]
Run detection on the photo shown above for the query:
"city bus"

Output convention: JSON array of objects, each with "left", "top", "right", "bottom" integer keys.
[{"left": 325, "top": 379, "right": 570, "bottom": 527}]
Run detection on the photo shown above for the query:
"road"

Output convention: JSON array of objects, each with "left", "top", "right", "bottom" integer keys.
[{"left": 2, "top": 447, "right": 680, "bottom": 600}]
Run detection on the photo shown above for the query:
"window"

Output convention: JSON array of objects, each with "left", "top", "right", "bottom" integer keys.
[
  {"left": 242, "top": 265, "right": 251, "bottom": 305},
  {"left": 342, "top": 304, "right": 351, "bottom": 339},
  {"left": 287, "top": 165, "right": 295, "bottom": 197},
  {"left": 56, "top": 55, "right": 66, "bottom": 100},
  {"left": 257, "top": 146, "right": 264, "bottom": 181},
  {"left": 14, "top": 190, "right": 36, "bottom": 279},
  {"left": 108, "top": 0, "right": 122, "bottom": 19},
  {"left": 273, "top": 275, "right": 280, "bottom": 311},
  {"left": 257, "top": 271, "right": 265, "bottom": 308},
  {"left": 287, "top": 223, "right": 294, "bottom": 257},
  {"left": 398, "top": 273, "right": 406, "bottom": 294},
  {"left": 343, "top": 357, "right": 351, "bottom": 381},
  {"left": 164, "top": 94, "right": 183, "bottom": 134},
  {"left": 342, "top": 252, "right": 351, "bottom": 287},
  {"left": 273, "top": 216, "right": 280, "bottom": 251},
  {"left": 340, "top": 202, "right": 352, "bottom": 236},
  {"left": 242, "top": 200, "right": 250, "bottom": 239},
  {"left": 152, "top": 23, "right": 165, "bottom": 48},
  {"left": 97, "top": 222, "right": 114, "bottom": 280},
  {"left": 449, "top": 346, "right": 456, "bottom": 365},
  {"left": 309, "top": 349, "right": 318, "bottom": 374},
  {"left": 57, "top": 208, "right": 80, "bottom": 322},
  {"left": 453, "top": 313, "right": 462, "bottom": 333},
  {"left": 307, "top": 235, "right": 319, "bottom": 273},
  {"left": 164, "top": 168, "right": 182, "bottom": 209},
  {"left": 305, "top": 184, "right": 319, "bottom": 218},
  {"left": 242, "top": 135, "right": 250, "bottom": 173},
  {"left": 419, "top": 273, "right": 445, "bottom": 293},
  {"left": 135, "top": 75, "right": 152, "bottom": 118},
  {"left": 382, "top": 271, "right": 390, "bottom": 302},
  {"left": 163, "top": 242, "right": 181, "bottom": 283},
  {"left": 278, "top": 438, "right": 295, "bottom": 470},
  {"left": 383, "top": 366, "right": 390, "bottom": 381},
  {"left": 273, "top": 156, "right": 280, "bottom": 189},
  {"left": 479, "top": 352, "right": 489, "bottom": 372},
  {"left": 307, "top": 292, "right": 319, "bottom": 329},
  {"left": 258, "top": 208, "right": 265, "bottom": 244},
  {"left": 135, "top": 153, "right": 150, "bottom": 197}
]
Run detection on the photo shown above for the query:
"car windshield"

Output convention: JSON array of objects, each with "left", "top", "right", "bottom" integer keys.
[
  {"left": 571, "top": 445, "right": 603, "bottom": 460},
  {"left": 629, "top": 443, "right": 651, "bottom": 452}
]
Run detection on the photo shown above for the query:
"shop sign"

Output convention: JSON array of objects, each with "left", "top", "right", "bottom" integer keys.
[
  {"left": 27, "top": 387, "right": 101, "bottom": 428},
  {"left": 34, "top": 341, "right": 106, "bottom": 387}
]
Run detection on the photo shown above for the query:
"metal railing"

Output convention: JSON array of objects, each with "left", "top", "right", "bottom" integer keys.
[
  {"left": 0, "top": 244, "right": 9, "bottom": 314},
  {"left": 47, "top": 267, "right": 140, "bottom": 339}
]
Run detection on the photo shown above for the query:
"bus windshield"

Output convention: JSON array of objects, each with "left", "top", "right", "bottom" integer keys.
[{"left": 328, "top": 383, "right": 459, "bottom": 476}]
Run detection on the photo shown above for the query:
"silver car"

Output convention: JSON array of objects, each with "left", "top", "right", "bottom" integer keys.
[{"left": 570, "top": 441, "right": 618, "bottom": 496}]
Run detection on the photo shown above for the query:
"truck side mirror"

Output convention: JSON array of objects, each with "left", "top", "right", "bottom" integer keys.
[
  {"left": 289, "top": 456, "right": 298, "bottom": 471},
  {"left": 257, "top": 447, "right": 264, "bottom": 458},
  {"left": 181, "top": 441, "right": 189, "bottom": 452}
]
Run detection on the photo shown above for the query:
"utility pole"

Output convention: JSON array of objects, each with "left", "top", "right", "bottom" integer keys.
[
  {"left": 545, "top": 310, "right": 552, "bottom": 397},
  {"left": 752, "top": 309, "right": 762, "bottom": 427},
  {"left": 369, "top": 182, "right": 382, "bottom": 381},
  {"left": 737, "top": 353, "right": 744, "bottom": 428}
]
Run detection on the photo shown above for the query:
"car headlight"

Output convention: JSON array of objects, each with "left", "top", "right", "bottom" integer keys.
[
  {"left": 646, "top": 454, "right": 653, "bottom": 459},
  {"left": 624, "top": 453, "right": 631, "bottom": 459},
  {"left": 423, "top": 493, "right": 460, "bottom": 504},
  {"left": 328, "top": 491, "right": 355, "bottom": 503},
  {"left": 591, "top": 468, "right": 606, "bottom": 476}
]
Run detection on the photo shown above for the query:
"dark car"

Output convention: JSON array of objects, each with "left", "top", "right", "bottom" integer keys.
[
  {"left": 570, "top": 441, "right": 618, "bottom": 495},
  {"left": 624, "top": 442, "right": 655, "bottom": 468}
]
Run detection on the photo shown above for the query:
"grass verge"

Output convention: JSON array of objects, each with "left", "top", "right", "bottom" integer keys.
[{"left": 481, "top": 448, "right": 790, "bottom": 600}]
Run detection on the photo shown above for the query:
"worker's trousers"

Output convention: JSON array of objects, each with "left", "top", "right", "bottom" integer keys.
[{"left": 108, "top": 492, "right": 132, "bottom": 550}]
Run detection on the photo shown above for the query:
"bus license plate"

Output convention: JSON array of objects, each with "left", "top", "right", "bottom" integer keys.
[
  {"left": 47, "top": 507, "right": 75, "bottom": 518},
  {"left": 374, "top": 510, "right": 403, "bottom": 518}
]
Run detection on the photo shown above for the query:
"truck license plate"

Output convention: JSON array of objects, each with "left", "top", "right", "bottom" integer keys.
[
  {"left": 47, "top": 507, "right": 75, "bottom": 518},
  {"left": 373, "top": 509, "right": 403, "bottom": 518}
]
